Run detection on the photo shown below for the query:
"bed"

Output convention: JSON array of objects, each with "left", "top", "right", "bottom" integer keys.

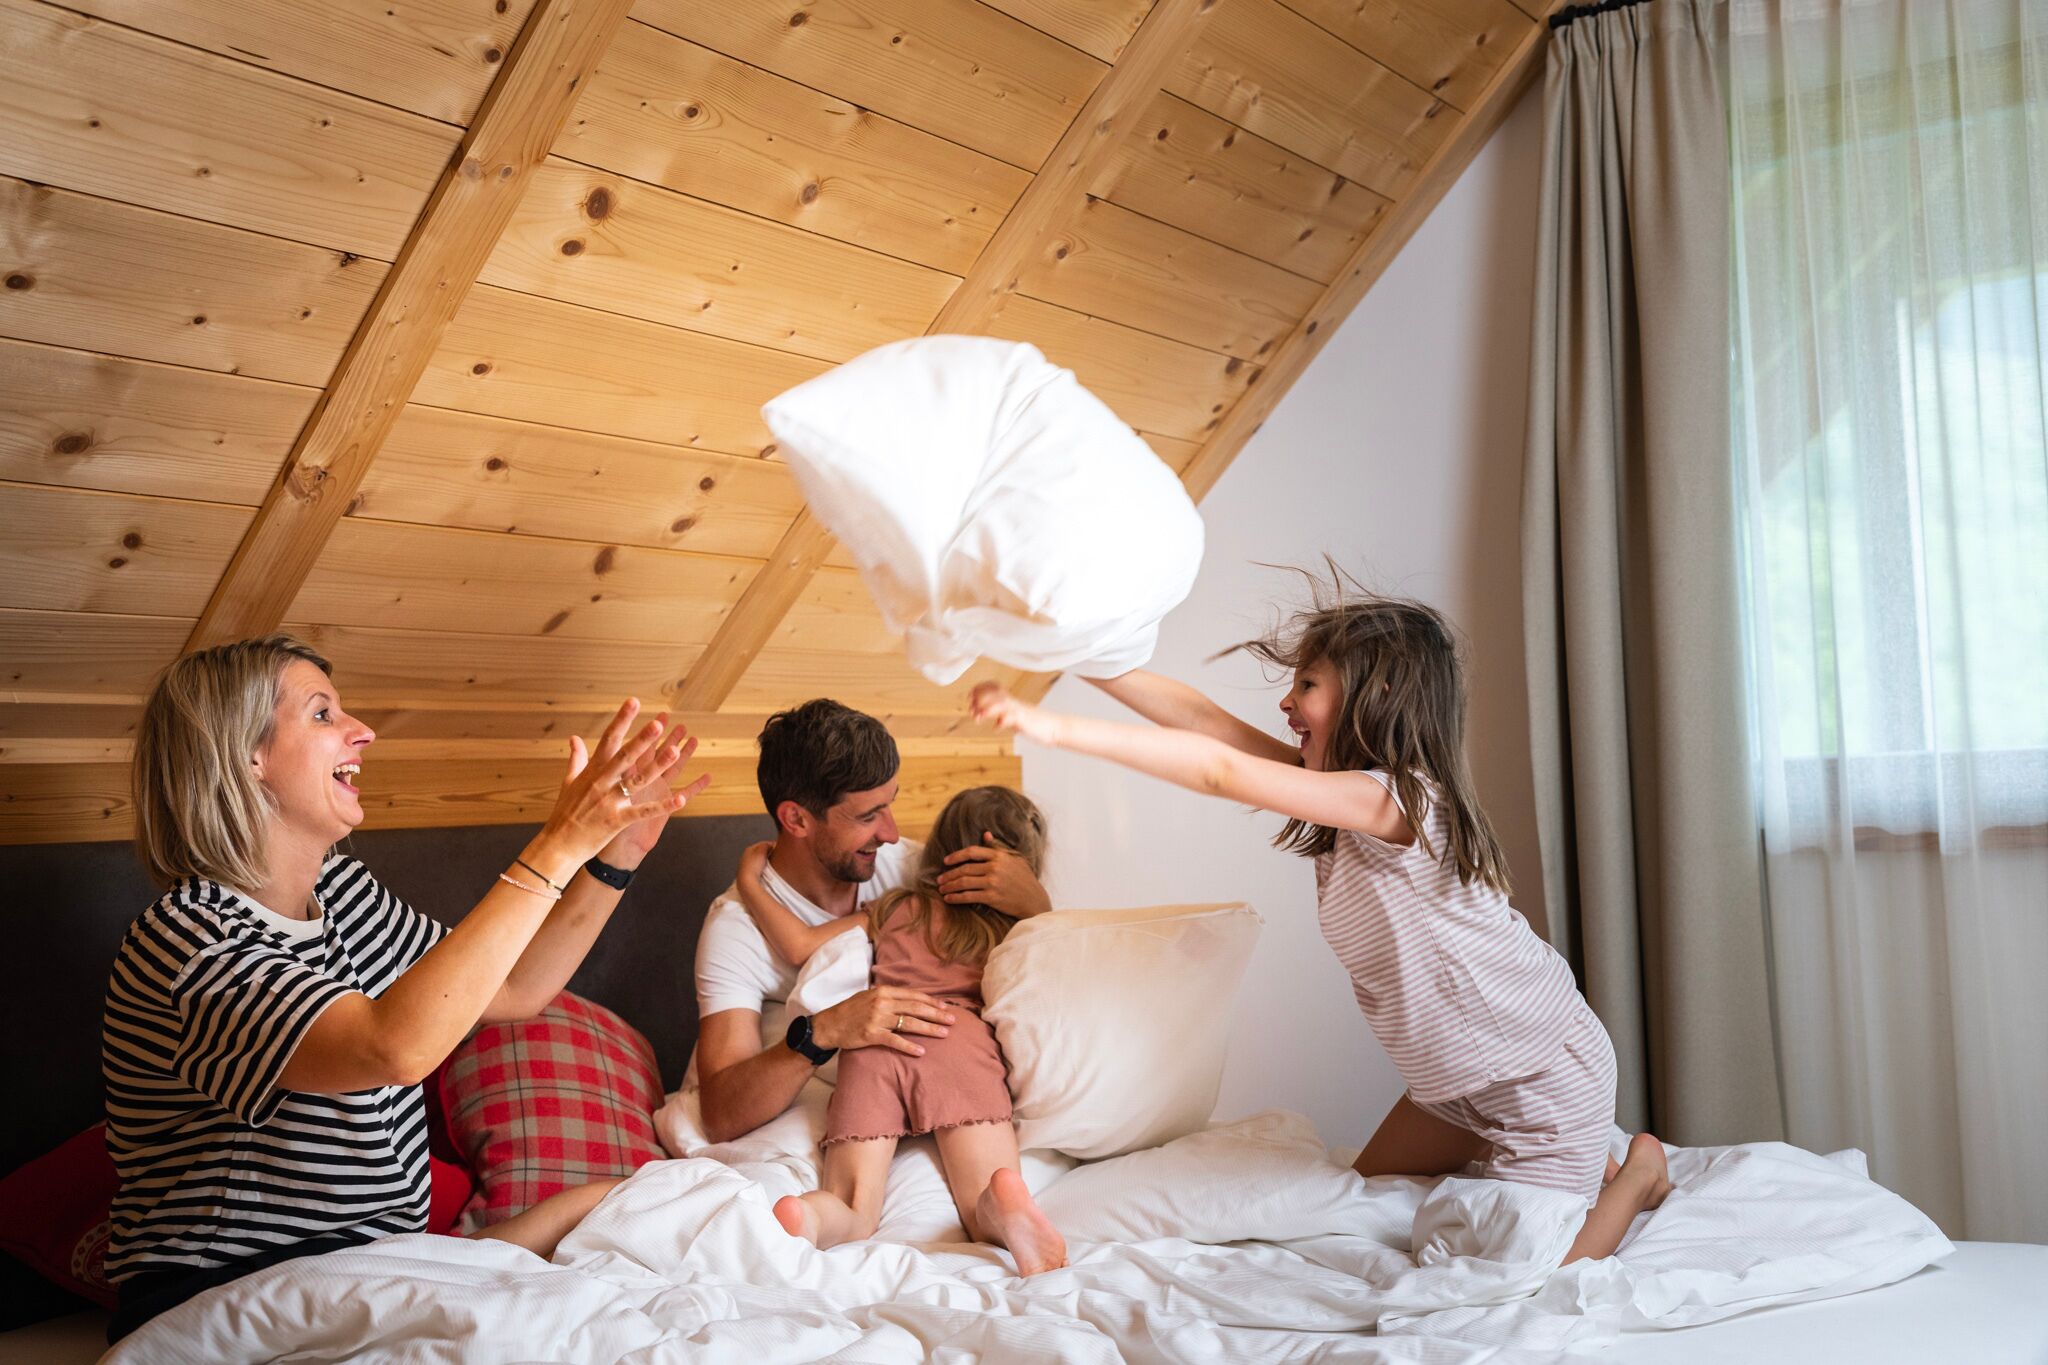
[{"left": 3, "top": 825, "right": 2039, "bottom": 1363}]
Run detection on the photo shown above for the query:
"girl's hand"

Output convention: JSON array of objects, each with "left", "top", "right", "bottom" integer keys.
[
  {"left": 969, "top": 682, "right": 1059, "bottom": 745},
  {"left": 537, "top": 699, "right": 711, "bottom": 871},
  {"left": 737, "top": 840, "right": 773, "bottom": 885}
]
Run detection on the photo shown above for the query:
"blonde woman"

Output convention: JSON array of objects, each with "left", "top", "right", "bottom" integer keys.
[{"left": 103, "top": 635, "right": 709, "bottom": 1342}]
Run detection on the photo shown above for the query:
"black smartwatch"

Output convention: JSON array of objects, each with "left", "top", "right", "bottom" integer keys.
[
  {"left": 784, "top": 1013, "right": 837, "bottom": 1066},
  {"left": 582, "top": 854, "right": 635, "bottom": 891}
]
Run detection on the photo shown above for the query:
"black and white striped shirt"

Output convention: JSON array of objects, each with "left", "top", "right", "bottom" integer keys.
[{"left": 102, "top": 855, "right": 447, "bottom": 1282}]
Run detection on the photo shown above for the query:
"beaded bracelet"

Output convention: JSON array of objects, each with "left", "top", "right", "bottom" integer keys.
[{"left": 497, "top": 870, "right": 563, "bottom": 902}]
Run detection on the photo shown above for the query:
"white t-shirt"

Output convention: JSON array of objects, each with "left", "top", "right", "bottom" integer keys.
[{"left": 694, "top": 839, "right": 921, "bottom": 1024}]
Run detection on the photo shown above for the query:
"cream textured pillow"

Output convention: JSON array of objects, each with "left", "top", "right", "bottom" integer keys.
[
  {"left": 761, "top": 335, "right": 1204, "bottom": 684},
  {"left": 982, "top": 902, "right": 1262, "bottom": 1160}
]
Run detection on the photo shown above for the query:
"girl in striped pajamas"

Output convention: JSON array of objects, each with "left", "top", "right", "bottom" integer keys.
[{"left": 971, "top": 586, "right": 1673, "bottom": 1263}]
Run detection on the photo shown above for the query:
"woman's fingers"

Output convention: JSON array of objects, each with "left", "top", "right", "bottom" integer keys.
[
  {"left": 620, "top": 771, "right": 712, "bottom": 824},
  {"left": 593, "top": 697, "right": 641, "bottom": 764},
  {"left": 565, "top": 734, "right": 589, "bottom": 783}
]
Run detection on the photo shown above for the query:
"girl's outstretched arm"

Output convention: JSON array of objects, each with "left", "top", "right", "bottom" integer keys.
[
  {"left": 1087, "top": 669, "right": 1301, "bottom": 766},
  {"left": 973, "top": 684, "right": 1411, "bottom": 843},
  {"left": 736, "top": 841, "right": 867, "bottom": 967}
]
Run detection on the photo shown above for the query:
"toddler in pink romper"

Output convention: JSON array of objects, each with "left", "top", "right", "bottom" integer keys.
[{"left": 732, "top": 785, "right": 1066, "bottom": 1275}]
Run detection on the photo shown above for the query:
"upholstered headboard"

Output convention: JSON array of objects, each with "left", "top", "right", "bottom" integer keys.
[{"left": 0, "top": 816, "right": 767, "bottom": 1323}]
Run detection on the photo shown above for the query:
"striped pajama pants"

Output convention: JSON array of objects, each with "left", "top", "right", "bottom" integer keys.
[{"left": 1411, "top": 1006, "right": 1619, "bottom": 1203}]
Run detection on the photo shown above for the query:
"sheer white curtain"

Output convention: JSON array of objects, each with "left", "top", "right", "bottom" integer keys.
[{"left": 1730, "top": 0, "right": 2048, "bottom": 1242}]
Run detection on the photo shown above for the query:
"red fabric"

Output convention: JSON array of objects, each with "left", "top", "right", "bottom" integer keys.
[
  {"left": 426, "top": 1157, "right": 474, "bottom": 1236},
  {"left": 0, "top": 1124, "right": 121, "bottom": 1308},
  {"left": 438, "top": 992, "right": 665, "bottom": 1231}
]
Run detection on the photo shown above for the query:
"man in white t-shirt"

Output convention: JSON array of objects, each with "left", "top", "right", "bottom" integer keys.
[{"left": 693, "top": 699, "right": 1050, "bottom": 1144}]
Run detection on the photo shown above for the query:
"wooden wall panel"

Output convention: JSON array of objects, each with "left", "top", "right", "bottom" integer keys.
[
  {"left": 1170, "top": 0, "right": 1451, "bottom": 198},
  {"left": 481, "top": 159, "right": 957, "bottom": 362},
  {"left": 0, "top": 751, "right": 1012, "bottom": 843},
  {"left": 357, "top": 407, "right": 806, "bottom": 558},
  {"left": 288, "top": 620, "right": 701, "bottom": 705},
  {"left": 0, "top": 341, "right": 314, "bottom": 504},
  {"left": 1276, "top": 0, "right": 1530, "bottom": 113},
  {"left": 0, "top": 608, "right": 187, "bottom": 697},
  {"left": 729, "top": 648, "right": 1014, "bottom": 715},
  {"left": 1014, "top": 196, "right": 1318, "bottom": 359},
  {"left": 53, "top": 0, "right": 532, "bottom": 125},
  {"left": 983, "top": 294, "right": 1254, "bottom": 441},
  {"left": 1091, "top": 92, "right": 1390, "bottom": 284},
  {"left": 418, "top": 285, "right": 826, "bottom": 453},
  {"left": 564, "top": 19, "right": 1030, "bottom": 274},
  {"left": 0, "top": 178, "right": 384, "bottom": 387},
  {"left": 293, "top": 518, "right": 753, "bottom": 644},
  {"left": 0, "top": 0, "right": 457, "bottom": 261},
  {"left": 776, "top": 569, "right": 900, "bottom": 655},
  {"left": 973, "top": 0, "right": 1152, "bottom": 62},
  {"left": 631, "top": 0, "right": 1103, "bottom": 172},
  {"left": 0, "top": 484, "right": 253, "bottom": 618}
]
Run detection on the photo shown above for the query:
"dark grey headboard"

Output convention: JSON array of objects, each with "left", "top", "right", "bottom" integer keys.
[{"left": 0, "top": 816, "right": 766, "bottom": 1323}]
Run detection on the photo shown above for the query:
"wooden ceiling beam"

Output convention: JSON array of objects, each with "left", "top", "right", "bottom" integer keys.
[
  {"left": 668, "top": 0, "right": 1217, "bottom": 713},
  {"left": 1008, "top": 2, "right": 1555, "bottom": 704},
  {"left": 182, "top": 0, "right": 637, "bottom": 651}
]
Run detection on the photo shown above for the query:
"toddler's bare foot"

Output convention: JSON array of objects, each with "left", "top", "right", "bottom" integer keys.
[
  {"left": 773, "top": 1195, "right": 820, "bottom": 1245},
  {"left": 1620, "top": 1132, "right": 1674, "bottom": 1209},
  {"left": 976, "top": 1167, "right": 1067, "bottom": 1275}
]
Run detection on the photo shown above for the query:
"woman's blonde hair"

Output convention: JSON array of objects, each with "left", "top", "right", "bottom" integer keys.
[
  {"left": 1236, "top": 567, "right": 1511, "bottom": 894},
  {"left": 132, "top": 634, "right": 333, "bottom": 890},
  {"left": 869, "top": 786, "right": 1049, "bottom": 966}
]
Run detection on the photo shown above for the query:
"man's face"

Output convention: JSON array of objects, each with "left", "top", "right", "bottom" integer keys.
[{"left": 813, "top": 779, "right": 901, "bottom": 884}]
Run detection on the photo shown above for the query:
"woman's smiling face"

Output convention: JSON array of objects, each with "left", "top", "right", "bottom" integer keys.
[
  {"left": 253, "top": 660, "right": 375, "bottom": 848},
  {"left": 1279, "top": 654, "right": 1342, "bottom": 771}
]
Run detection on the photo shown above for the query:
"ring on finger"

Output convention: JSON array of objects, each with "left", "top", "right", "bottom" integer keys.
[
  {"left": 894, "top": 1014, "right": 904, "bottom": 1032},
  {"left": 617, "top": 777, "right": 633, "bottom": 800}
]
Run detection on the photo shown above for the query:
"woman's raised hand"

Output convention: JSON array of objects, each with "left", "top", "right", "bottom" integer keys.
[{"left": 541, "top": 698, "right": 711, "bottom": 867}]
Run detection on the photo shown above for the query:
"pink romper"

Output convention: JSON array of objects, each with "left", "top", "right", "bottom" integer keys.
[
  {"left": 823, "top": 900, "right": 1013, "bottom": 1147},
  {"left": 1317, "top": 772, "right": 1618, "bottom": 1200}
]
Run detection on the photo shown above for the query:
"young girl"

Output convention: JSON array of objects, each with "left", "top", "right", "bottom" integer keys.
[
  {"left": 733, "top": 785, "right": 1067, "bottom": 1274},
  {"left": 971, "top": 588, "right": 1672, "bottom": 1263}
]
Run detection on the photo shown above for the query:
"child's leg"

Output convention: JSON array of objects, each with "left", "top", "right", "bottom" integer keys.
[
  {"left": 932, "top": 1121, "right": 1066, "bottom": 1275},
  {"left": 472, "top": 1177, "right": 622, "bottom": 1260},
  {"left": 775, "top": 1137, "right": 897, "bottom": 1250},
  {"left": 1564, "top": 1132, "right": 1672, "bottom": 1263},
  {"left": 1353, "top": 1094, "right": 1491, "bottom": 1180}
]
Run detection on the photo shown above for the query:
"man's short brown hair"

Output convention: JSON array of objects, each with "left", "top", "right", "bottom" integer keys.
[{"left": 755, "top": 699, "right": 899, "bottom": 824}]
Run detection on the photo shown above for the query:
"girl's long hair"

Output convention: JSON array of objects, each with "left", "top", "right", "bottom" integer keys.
[
  {"left": 1237, "top": 567, "right": 1511, "bottom": 893},
  {"left": 869, "top": 786, "right": 1049, "bottom": 965}
]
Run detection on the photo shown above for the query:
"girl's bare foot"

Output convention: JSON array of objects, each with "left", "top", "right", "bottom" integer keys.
[
  {"left": 773, "top": 1194, "right": 820, "bottom": 1245},
  {"left": 975, "top": 1167, "right": 1067, "bottom": 1275},
  {"left": 1564, "top": 1133, "right": 1675, "bottom": 1264}
]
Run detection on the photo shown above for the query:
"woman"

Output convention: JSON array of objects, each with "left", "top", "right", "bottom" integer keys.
[{"left": 102, "top": 634, "right": 709, "bottom": 1342}]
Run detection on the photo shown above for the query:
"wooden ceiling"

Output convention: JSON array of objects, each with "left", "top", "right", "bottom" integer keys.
[{"left": 0, "top": 0, "right": 1551, "bottom": 843}]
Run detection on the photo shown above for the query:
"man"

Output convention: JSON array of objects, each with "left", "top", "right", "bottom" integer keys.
[{"left": 693, "top": 699, "right": 1051, "bottom": 1144}]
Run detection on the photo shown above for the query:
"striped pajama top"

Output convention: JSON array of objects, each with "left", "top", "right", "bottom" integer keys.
[
  {"left": 1314, "top": 771, "right": 1584, "bottom": 1103},
  {"left": 102, "top": 856, "right": 446, "bottom": 1282}
]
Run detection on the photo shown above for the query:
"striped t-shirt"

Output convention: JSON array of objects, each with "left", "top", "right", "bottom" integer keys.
[
  {"left": 102, "top": 855, "right": 447, "bottom": 1283},
  {"left": 1314, "top": 771, "right": 1585, "bottom": 1103}
]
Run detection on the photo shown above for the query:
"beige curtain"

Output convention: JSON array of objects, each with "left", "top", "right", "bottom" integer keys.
[{"left": 1522, "top": 0, "right": 1784, "bottom": 1144}]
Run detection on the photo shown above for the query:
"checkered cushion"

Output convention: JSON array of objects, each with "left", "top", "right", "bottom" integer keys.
[{"left": 438, "top": 991, "right": 665, "bottom": 1231}]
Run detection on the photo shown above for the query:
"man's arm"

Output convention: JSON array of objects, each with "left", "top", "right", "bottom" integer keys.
[
  {"left": 695, "top": 1008, "right": 814, "bottom": 1145},
  {"left": 695, "top": 988, "right": 959, "bottom": 1144}
]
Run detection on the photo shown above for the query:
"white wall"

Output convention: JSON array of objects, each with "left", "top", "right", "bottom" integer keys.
[{"left": 1023, "top": 87, "right": 1548, "bottom": 1149}]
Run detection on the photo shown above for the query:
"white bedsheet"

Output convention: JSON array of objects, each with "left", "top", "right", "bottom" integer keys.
[{"left": 104, "top": 1113, "right": 1952, "bottom": 1364}]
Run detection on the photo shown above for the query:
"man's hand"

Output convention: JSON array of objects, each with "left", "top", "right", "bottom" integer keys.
[
  {"left": 937, "top": 833, "right": 1053, "bottom": 920},
  {"left": 813, "top": 986, "right": 954, "bottom": 1056}
]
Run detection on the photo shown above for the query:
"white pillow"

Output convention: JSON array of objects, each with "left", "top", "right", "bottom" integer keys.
[
  {"left": 761, "top": 336, "right": 1205, "bottom": 684},
  {"left": 982, "top": 902, "right": 1262, "bottom": 1160}
]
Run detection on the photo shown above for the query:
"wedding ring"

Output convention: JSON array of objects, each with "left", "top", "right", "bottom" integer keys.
[
  {"left": 895, "top": 1014, "right": 904, "bottom": 1032},
  {"left": 618, "top": 778, "right": 633, "bottom": 799}
]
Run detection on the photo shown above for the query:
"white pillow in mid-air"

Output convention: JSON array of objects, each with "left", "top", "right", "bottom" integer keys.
[{"left": 762, "top": 335, "right": 1205, "bottom": 684}]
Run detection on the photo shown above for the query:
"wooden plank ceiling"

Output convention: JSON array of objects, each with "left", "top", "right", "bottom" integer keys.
[{"left": 0, "top": 0, "right": 1553, "bottom": 844}]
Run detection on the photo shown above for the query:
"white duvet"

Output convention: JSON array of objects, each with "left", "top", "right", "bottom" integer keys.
[{"left": 106, "top": 1112, "right": 1950, "bottom": 1364}]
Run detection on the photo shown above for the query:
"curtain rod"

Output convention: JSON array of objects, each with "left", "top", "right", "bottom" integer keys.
[{"left": 1551, "top": 0, "right": 1654, "bottom": 28}]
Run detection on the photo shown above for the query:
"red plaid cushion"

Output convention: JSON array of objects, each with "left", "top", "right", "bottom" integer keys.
[{"left": 438, "top": 991, "right": 665, "bottom": 1231}]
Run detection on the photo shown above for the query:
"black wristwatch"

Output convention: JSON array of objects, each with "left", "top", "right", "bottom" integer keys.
[
  {"left": 785, "top": 1013, "right": 837, "bottom": 1066},
  {"left": 582, "top": 854, "right": 635, "bottom": 891}
]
